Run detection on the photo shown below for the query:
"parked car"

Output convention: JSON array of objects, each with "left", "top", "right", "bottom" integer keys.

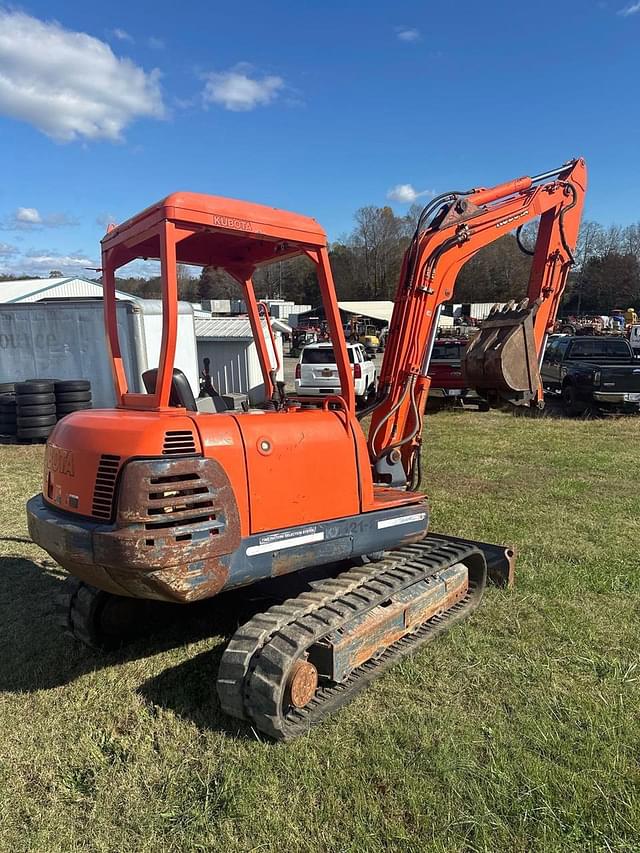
[
  {"left": 295, "top": 342, "right": 376, "bottom": 404},
  {"left": 541, "top": 335, "right": 640, "bottom": 414},
  {"left": 428, "top": 338, "right": 489, "bottom": 409}
]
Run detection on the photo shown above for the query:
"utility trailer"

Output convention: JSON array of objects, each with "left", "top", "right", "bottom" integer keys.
[{"left": 0, "top": 298, "right": 199, "bottom": 408}]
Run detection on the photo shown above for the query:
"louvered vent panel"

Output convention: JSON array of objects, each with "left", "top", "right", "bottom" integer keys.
[
  {"left": 92, "top": 454, "right": 121, "bottom": 519},
  {"left": 162, "top": 430, "right": 197, "bottom": 455}
]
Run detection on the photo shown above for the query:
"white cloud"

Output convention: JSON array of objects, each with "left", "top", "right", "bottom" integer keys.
[
  {"left": 203, "top": 64, "right": 284, "bottom": 111},
  {"left": 16, "top": 207, "right": 41, "bottom": 224},
  {"left": 148, "top": 36, "right": 165, "bottom": 49},
  {"left": 618, "top": 1, "right": 640, "bottom": 12},
  {"left": 387, "top": 184, "right": 435, "bottom": 203},
  {"left": 25, "top": 251, "right": 95, "bottom": 268},
  {"left": 2, "top": 208, "right": 79, "bottom": 230},
  {"left": 0, "top": 247, "right": 98, "bottom": 276},
  {"left": 395, "top": 26, "right": 421, "bottom": 42},
  {"left": 96, "top": 212, "right": 117, "bottom": 229},
  {"left": 0, "top": 10, "right": 165, "bottom": 141},
  {"left": 111, "top": 28, "right": 133, "bottom": 42},
  {"left": 0, "top": 241, "right": 16, "bottom": 255}
]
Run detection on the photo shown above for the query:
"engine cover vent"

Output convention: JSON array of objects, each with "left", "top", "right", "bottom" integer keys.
[
  {"left": 92, "top": 454, "right": 121, "bottom": 519},
  {"left": 163, "top": 430, "right": 197, "bottom": 455}
]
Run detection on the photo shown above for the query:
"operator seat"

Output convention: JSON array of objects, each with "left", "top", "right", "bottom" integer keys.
[{"left": 142, "top": 368, "right": 197, "bottom": 411}]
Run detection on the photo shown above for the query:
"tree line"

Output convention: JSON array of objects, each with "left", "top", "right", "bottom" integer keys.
[{"left": 3, "top": 212, "right": 640, "bottom": 316}]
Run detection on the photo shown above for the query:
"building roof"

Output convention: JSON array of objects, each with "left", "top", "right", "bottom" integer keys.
[
  {"left": 338, "top": 301, "right": 395, "bottom": 324},
  {"left": 0, "top": 277, "right": 131, "bottom": 303},
  {"left": 195, "top": 316, "right": 274, "bottom": 340}
]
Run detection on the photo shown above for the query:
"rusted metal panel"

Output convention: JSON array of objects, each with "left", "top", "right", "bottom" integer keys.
[
  {"left": 310, "top": 563, "right": 468, "bottom": 682},
  {"left": 27, "top": 455, "right": 240, "bottom": 603}
]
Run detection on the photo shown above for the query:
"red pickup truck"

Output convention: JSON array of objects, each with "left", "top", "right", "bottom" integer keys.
[{"left": 428, "top": 338, "right": 489, "bottom": 409}]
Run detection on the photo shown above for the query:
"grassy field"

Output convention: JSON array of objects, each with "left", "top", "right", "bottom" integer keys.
[{"left": 1, "top": 410, "right": 639, "bottom": 852}]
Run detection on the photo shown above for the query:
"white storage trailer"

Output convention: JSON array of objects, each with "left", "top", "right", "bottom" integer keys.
[{"left": 0, "top": 298, "right": 199, "bottom": 408}]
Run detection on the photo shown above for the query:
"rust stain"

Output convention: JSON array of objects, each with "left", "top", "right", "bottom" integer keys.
[{"left": 27, "top": 456, "right": 240, "bottom": 604}]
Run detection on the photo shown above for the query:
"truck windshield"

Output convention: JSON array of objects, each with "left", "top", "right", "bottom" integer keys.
[
  {"left": 569, "top": 339, "right": 632, "bottom": 359},
  {"left": 431, "top": 343, "right": 463, "bottom": 360},
  {"left": 302, "top": 347, "right": 355, "bottom": 364}
]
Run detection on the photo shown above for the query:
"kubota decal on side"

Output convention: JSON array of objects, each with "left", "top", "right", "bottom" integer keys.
[{"left": 46, "top": 446, "right": 75, "bottom": 477}]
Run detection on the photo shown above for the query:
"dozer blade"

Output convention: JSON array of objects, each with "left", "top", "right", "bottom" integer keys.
[{"left": 462, "top": 298, "right": 541, "bottom": 406}]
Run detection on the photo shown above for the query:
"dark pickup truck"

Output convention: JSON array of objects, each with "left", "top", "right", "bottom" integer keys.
[{"left": 541, "top": 335, "right": 640, "bottom": 414}]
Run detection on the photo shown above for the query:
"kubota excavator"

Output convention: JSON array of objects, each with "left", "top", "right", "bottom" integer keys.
[{"left": 27, "top": 158, "right": 586, "bottom": 739}]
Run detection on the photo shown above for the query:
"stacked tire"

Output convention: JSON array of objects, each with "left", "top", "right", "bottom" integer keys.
[
  {"left": 15, "top": 380, "right": 57, "bottom": 441},
  {"left": 55, "top": 380, "right": 92, "bottom": 419},
  {"left": 0, "top": 383, "right": 17, "bottom": 436}
]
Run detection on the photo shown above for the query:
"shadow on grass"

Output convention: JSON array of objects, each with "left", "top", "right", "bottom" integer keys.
[
  {"left": 0, "top": 554, "right": 346, "bottom": 738},
  {"left": 0, "top": 555, "right": 234, "bottom": 692}
]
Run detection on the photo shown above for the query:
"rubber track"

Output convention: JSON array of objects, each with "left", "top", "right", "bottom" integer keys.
[
  {"left": 217, "top": 536, "right": 486, "bottom": 740},
  {"left": 56, "top": 576, "right": 104, "bottom": 649}
]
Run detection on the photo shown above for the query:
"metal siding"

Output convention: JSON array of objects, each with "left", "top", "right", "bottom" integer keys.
[{"left": 195, "top": 333, "right": 283, "bottom": 404}]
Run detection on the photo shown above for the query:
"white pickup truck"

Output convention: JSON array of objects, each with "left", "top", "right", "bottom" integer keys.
[{"left": 295, "top": 342, "right": 377, "bottom": 403}]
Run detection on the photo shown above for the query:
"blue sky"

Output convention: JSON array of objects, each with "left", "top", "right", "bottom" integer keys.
[{"left": 0, "top": 0, "right": 638, "bottom": 277}]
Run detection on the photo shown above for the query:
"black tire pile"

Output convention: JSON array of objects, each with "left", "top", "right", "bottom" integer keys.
[
  {"left": 0, "top": 382, "right": 16, "bottom": 437},
  {"left": 0, "top": 378, "right": 92, "bottom": 442},
  {"left": 55, "top": 380, "right": 92, "bottom": 418}
]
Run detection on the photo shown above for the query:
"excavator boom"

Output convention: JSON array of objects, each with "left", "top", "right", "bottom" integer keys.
[{"left": 368, "top": 158, "right": 587, "bottom": 486}]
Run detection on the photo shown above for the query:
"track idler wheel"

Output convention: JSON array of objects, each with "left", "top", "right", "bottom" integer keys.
[{"left": 57, "top": 576, "right": 147, "bottom": 651}]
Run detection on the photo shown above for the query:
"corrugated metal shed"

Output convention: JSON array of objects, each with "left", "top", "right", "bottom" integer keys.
[
  {"left": 194, "top": 315, "right": 284, "bottom": 404},
  {"left": 195, "top": 316, "right": 256, "bottom": 339},
  {"left": 0, "top": 277, "right": 131, "bottom": 303}
]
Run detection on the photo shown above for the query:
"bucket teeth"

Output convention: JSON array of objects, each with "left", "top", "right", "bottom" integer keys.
[{"left": 461, "top": 298, "right": 541, "bottom": 404}]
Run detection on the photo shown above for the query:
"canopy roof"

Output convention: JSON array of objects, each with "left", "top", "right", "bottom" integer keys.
[{"left": 102, "top": 192, "right": 328, "bottom": 271}]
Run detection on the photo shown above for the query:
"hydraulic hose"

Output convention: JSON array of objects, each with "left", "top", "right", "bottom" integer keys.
[{"left": 558, "top": 182, "right": 578, "bottom": 265}]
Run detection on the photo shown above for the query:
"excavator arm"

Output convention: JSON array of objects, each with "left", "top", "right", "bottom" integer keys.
[{"left": 367, "top": 158, "right": 587, "bottom": 488}]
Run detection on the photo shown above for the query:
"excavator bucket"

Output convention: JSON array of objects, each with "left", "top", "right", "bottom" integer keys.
[{"left": 462, "top": 299, "right": 541, "bottom": 406}]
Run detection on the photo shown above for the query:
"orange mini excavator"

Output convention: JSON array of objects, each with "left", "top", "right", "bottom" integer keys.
[{"left": 28, "top": 158, "right": 586, "bottom": 738}]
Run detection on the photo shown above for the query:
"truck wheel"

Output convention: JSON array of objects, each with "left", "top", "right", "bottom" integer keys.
[
  {"left": 55, "top": 380, "right": 90, "bottom": 393},
  {"left": 15, "top": 381, "right": 54, "bottom": 395},
  {"left": 57, "top": 402, "right": 93, "bottom": 414},
  {"left": 561, "top": 384, "right": 586, "bottom": 417},
  {"left": 17, "top": 425, "right": 55, "bottom": 439},
  {"left": 13, "top": 392, "right": 55, "bottom": 406},
  {"left": 17, "top": 404, "right": 56, "bottom": 417},
  {"left": 55, "top": 391, "right": 92, "bottom": 403},
  {"left": 17, "top": 413, "right": 57, "bottom": 427}
]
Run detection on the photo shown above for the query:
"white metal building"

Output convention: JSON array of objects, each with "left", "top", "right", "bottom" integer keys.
[
  {"left": 338, "top": 301, "right": 395, "bottom": 326},
  {"left": 195, "top": 316, "right": 284, "bottom": 404},
  {"left": 0, "top": 277, "right": 133, "bottom": 304}
]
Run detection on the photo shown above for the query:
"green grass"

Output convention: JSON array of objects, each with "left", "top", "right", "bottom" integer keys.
[{"left": 1, "top": 411, "right": 639, "bottom": 852}]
